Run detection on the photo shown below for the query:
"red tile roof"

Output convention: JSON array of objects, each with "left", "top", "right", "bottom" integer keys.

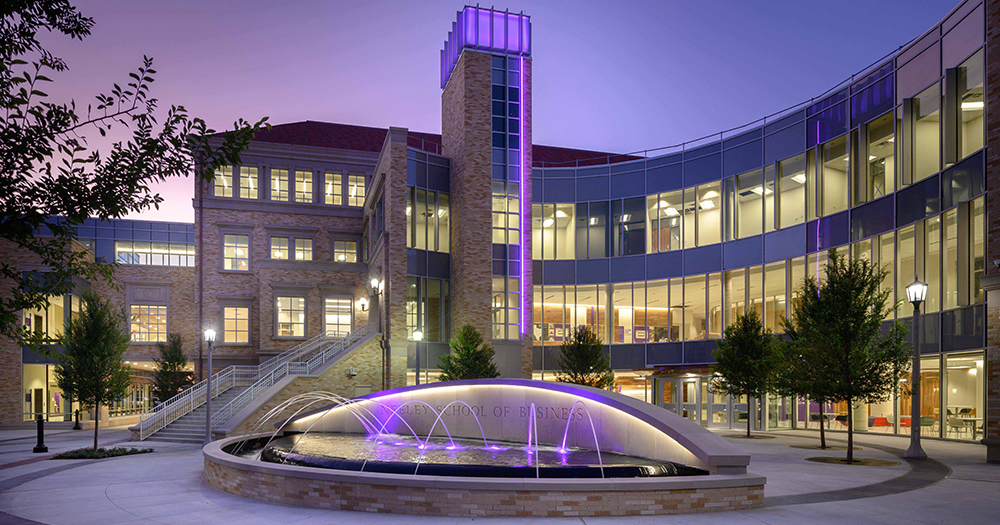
[{"left": 248, "top": 121, "right": 637, "bottom": 168}]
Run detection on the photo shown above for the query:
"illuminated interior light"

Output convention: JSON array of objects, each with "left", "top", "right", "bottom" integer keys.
[
  {"left": 791, "top": 173, "right": 806, "bottom": 184},
  {"left": 869, "top": 155, "right": 877, "bottom": 161},
  {"left": 699, "top": 200, "right": 715, "bottom": 209},
  {"left": 750, "top": 186, "right": 773, "bottom": 196},
  {"left": 961, "top": 101, "right": 984, "bottom": 110},
  {"left": 664, "top": 207, "right": 679, "bottom": 217},
  {"left": 589, "top": 217, "right": 598, "bottom": 225},
  {"left": 555, "top": 210, "right": 568, "bottom": 218},
  {"left": 542, "top": 218, "right": 554, "bottom": 227},
  {"left": 658, "top": 200, "right": 669, "bottom": 208},
  {"left": 701, "top": 190, "right": 719, "bottom": 199}
]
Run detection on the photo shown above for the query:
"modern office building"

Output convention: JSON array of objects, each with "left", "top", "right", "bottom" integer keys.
[{"left": 3, "top": 0, "right": 998, "bottom": 460}]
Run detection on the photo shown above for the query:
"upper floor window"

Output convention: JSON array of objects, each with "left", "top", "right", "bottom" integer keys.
[
  {"left": 270, "top": 237, "right": 289, "bottom": 260},
  {"left": 115, "top": 241, "right": 195, "bottom": 267},
  {"left": 213, "top": 166, "right": 233, "bottom": 197},
  {"left": 270, "top": 169, "right": 289, "bottom": 201},
  {"left": 348, "top": 175, "right": 366, "bottom": 207},
  {"left": 491, "top": 181, "right": 520, "bottom": 245},
  {"left": 239, "top": 167, "right": 258, "bottom": 199},
  {"left": 958, "top": 50, "right": 984, "bottom": 159},
  {"left": 295, "top": 170, "right": 313, "bottom": 203},
  {"left": 276, "top": 296, "right": 305, "bottom": 337},
  {"left": 533, "top": 203, "right": 574, "bottom": 260},
  {"left": 223, "top": 306, "right": 249, "bottom": 344},
  {"left": 325, "top": 173, "right": 342, "bottom": 205},
  {"left": 407, "top": 187, "right": 450, "bottom": 253},
  {"left": 294, "top": 238, "right": 313, "bottom": 261},
  {"left": 911, "top": 83, "right": 940, "bottom": 184},
  {"left": 223, "top": 234, "right": 249, "bottom": 271},
  {"left": 333, "top": 241, "right": 358, "bottom": 263},
  {"left": 130, "top": 305, "right": 167, "bottom": 342}
]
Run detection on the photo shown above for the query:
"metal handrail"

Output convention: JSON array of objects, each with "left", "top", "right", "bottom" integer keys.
[
  {"left": 136, "top": 330, "right": 338, "bottom": 440},
  {"left": 210, "top": 324, "right": 371, "bottom": 429}
]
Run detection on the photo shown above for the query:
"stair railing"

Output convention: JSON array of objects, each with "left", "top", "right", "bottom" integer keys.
[
  {"left": 210, "top": 324, "right": 371, "bottom": 429},
  {"left": 137, "top": 330, "right": 337, "bottom": 440}
]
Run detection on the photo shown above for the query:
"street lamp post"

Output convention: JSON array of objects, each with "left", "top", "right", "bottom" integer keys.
[
  {"left": 203, "top": 329, "right": 216, "bottom": 446},
  {"left": 904, "top": 277, "right": 928, "bottom": 460},
  {"left": 413, "top": 330, "right": 424, "bottom": 385}
]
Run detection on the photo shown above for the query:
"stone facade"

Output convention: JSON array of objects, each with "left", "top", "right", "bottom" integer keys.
[
  {"left": 193, "top": 141, "right": 377, "bottom": 377},
  {"left": 367, "top": 128, "right": 410, "bottom": 390},
  {"left": 442, "top": 50, "right": 495, "bottom": 344},
  {"left": 204, "top": 458, "right": 763, "bottom": 517},
  {"left": 223, "top": 334, "right": 383, "bottom": 436},
  {"left": 982, "top": 0, "right": 999, "bottom": 461}
]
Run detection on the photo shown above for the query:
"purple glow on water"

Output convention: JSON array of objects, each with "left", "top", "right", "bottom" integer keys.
[{"left": 556, "top": 448, "right": 569, "bottom": 454}]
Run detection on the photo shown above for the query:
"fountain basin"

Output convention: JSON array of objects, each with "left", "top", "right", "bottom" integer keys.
[
  {"left": 204, "top": 379, "right": 766, "bottom": 516},
  {"left": 232, "top": 433, "right": 703, "bottom": 478}
]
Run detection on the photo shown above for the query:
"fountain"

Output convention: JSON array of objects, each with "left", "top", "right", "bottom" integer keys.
[{"left": 203, "top": 379, "right": 766, "bottom": 516}]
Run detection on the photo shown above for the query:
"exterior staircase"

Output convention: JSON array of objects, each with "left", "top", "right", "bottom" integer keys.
[
  {"left": 148, "top": 387, "right": 247, "bottom": 444},
  {"left": 134, "top": 324, "right": 373, "bottom": 442}
]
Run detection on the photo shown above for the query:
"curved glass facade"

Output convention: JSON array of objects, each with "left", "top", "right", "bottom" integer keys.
[{"left": 527, "top": 0, "right": 987, "bottom": 440}]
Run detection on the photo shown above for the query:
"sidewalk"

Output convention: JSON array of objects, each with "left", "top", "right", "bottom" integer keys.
[{"left": 0, "top": 429, "right": 995, "bottom": 524}]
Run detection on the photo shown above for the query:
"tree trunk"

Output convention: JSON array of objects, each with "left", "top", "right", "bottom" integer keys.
[
  {"left": 93, "top": 403, "right": 100, "bottom": 451},
  {"left": 747, "top": 397, "right": 752, "bottom": 438},
  {"left": 846, "top": 398, "right": 854, "bottom": 463},
  {"left": 819, "top": 402, "right": 827, "bottom": 449}
]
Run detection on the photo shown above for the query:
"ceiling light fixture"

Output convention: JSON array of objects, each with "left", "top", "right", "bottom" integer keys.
[
  {"left": 699, "top": 200, "right": 715, "bottom": 209},
  {"left": 962, "top": 101, "right": 984, "bottom": 110},
  {"left": 791, "top": 173, "right": 806, "bottom": 184},
  {"left": 542, "top": 218, "right": 554, "bottom": 227}
]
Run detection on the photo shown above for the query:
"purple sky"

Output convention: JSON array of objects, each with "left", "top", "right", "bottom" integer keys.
[{"left": 48, "top": 0, "right": 958, "bottom": 223}]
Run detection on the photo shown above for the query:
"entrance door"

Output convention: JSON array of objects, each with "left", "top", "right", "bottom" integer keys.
[
  {"left": 680, "top": 378, "right": 700, "bottom": 424},
  {"left": 732, "top": 395, "right": 749, "bottom": 431},
  {"left": 659, "top": 379, "right": 678, "bottom": 414},
  {"left": 705, "top": 380, "right": 731, "bottom": 429}
]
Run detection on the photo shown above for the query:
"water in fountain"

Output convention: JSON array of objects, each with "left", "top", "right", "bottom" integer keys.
[{"left": 223, "top": 391, "right": 699, "bottom": 479}]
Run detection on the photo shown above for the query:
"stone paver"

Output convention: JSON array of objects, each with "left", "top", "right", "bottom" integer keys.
[{"left": 0, "top": 429, "right": 995, "bottom": 524}]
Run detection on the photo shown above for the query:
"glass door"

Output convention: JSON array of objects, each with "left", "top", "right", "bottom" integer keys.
[
  {"left": 680, "top": 378, "right": 700, "bottom": 424},
  {"left": 705, "top": 378, "right": 731, "bottom": 429},
  {"left": 732, "top": 395, "right": 749, "bottom": 431},
  {"left": 659, "top": 378, "right": 678, "bottom": 414}
]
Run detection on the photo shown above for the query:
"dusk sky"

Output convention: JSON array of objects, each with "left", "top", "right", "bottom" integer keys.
[{"left": 47, "top": 0, "right": 957, "bottom": 223}]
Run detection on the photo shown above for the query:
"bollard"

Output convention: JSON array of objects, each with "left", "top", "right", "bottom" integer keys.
[
  {"left": 73, "top": 409, "right": 81, "bottom": 430},
  {"left": 33, "top": 415, "right": 48, "bottom": 453}
]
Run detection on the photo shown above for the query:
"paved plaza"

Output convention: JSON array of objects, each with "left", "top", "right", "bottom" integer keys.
[{"left": 0, "top": 425, "right": 994, "bottom": 524}]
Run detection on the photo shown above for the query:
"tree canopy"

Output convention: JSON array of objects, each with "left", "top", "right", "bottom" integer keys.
[
  {"left": 782, "top": 250, "right": 909, "bottom": 461},
  {"left": 556, "top": 326, "right": 615, "bottom": 390},
  {"left": 711, "top": 311, "right": 778, "bottom": 437},
  {"left": 437, "top": 324, "right": 501, "bottom": 381},
  {"left": 0, "top": 0, "right": 267, "bottom": 344},
  {"left": 152, "top": 333, "right": 193, "bottom": 403},
  {"left": 53, "top": 290, "right": 132, "bottom": 450}
]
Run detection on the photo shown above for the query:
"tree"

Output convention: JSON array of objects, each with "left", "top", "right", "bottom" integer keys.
[
  {"left": 0, "top": 1, "right": 267, "bottom": 345},
  {"left": 152, "top": 333, "right": 192, "bottom": 403},
  {"left": 53, "top": 291, "right": 132, "bottom": 450},
  {"left": 781, "top": 250, "right": 910, "bottom": 462},
  {"left": 774, "top": 336, "right": 837, "bottom": 449},
  {"left": 711, "top": 311, "right": 778, "bottom": 437},
  {"left": 438, "top": 324, "right": 501, "bottom": 381},
  {"left": 556, "top": 326, "right": 614, "bottom": 390}
]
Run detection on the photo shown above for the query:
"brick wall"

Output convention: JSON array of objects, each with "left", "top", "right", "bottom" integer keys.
[
  {"left": 204, "top": 458, "right": 763, "bottom": 517},
  {"left": 984, "top": 0, "right": 999, "bottom": 448},
  {"left": 194, "top": 181, "right": 370, "bottom": 377},
  {"left": 442, "top": 51, "right": 495, "bottom": 343},
  {"left": 368, "top": 128, "right": 410, "bottom": 389},
  {"left": 224, "top": 335, "right": 383, "bottom": 436}
]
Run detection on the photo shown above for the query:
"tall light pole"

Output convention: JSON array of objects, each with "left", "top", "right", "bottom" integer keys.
[
  {"left": 203, "top": 329, "right": 216, "bottom": 446},
  {"left": 413, "top": 329, "right": 424, "bottom": 385},
  {"left": 903, "top": 277, "right": 928, "bottom": 459}
]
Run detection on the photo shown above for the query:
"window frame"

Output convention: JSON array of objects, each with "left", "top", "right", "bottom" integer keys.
[{"left": 273, "top": 293, "right": 308, "bottom": 340}]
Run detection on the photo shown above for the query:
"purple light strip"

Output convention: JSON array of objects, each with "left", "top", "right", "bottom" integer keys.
[{"left": 519, "top": 55, "right": 528, "bottom": 337}]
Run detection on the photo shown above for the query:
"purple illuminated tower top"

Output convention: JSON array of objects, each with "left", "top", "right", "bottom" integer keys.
[{"left": 440, "top": 6, "right": 531, "bottom": 89}]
